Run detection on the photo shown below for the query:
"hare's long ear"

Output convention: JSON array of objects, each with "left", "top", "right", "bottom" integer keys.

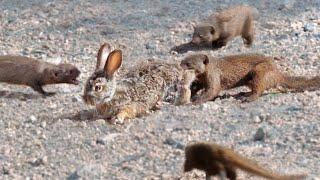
[
  {"left": 96, "top": 43, "right": 112, "bottom": 70},
  {"left": 104, "top": 49, "right": 122, "bottom": 77}
]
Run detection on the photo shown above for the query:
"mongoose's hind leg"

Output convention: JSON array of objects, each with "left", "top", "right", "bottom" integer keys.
[
  {"left": 242, "top": 16, "right": 254, "bottom": 47},
  {"left": 225, "top": 166, "right": 237, "bottom": 180},
  {"left": 31, "top": 83, "right": 55, "bottom": 96},
  {"left": 243, "top": 62, "right": 280, "bottom": 102}
]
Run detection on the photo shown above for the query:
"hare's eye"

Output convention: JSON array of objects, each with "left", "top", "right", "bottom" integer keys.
[{"left": 94, "top": 85, "right": 103, "bottom": 92}]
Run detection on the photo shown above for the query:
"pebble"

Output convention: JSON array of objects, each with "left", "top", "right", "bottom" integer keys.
[
  {"left": 253, "top": 115, "right": 262, "bottom": 123},
  {"left": 163, "top": 138, "right": 184, "bottom": 150},
  {"left": 145, "top": 42, "right": 156, "bottom": 50},
  {"left": 29, "top": 156, "right": 48, "bottom": 167},
  {"left": 29, "top": 115, "right": 37, "bottom": 123},
  {"left": 254, "top": 128, "right": 266, "bottom": 141},
  {"left": 303, "top": 23, "right": 316, "bottom": 32}
]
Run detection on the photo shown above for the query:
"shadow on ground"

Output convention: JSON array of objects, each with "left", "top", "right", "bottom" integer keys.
[
  {"left": 0, "top": 90, "right": 41, "bottom": 100},
  {"left": 170, "top": 42, "right": 223, "bottom": 54}
]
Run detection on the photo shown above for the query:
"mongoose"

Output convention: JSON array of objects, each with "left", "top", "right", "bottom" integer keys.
[
  {"left": 180, "top": 54, "right": 320, "bottom": 104},
  {"left": 184, "top": 142, "right": 307, "bottom": 180},
  {"left": 175, "top": 70, "right": 196, "bottom": 105},
  {"left": 192, "top": 5, "right": 258, "bottom": 47},
  {"left": 0, "top": 55, "right": 80, "bottom": 96}
]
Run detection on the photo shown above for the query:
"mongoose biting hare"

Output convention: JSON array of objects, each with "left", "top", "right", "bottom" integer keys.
[
  {"left": 178, "top": 54, "right": 320, "bottom": 104},
  {"left": 192, "top": 5, "right": 258, "bottom": 48},
  {"left": 83, "top": 43, "right": 183, "bottom": 124},
  {"left": 184, "top": 142, "right": 307, "bottom": 180},
  {"left": 0, "top": 55, "right": 80, "bottom": 96}
]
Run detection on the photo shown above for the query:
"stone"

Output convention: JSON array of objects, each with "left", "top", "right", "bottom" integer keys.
[{"left": 254, "top": 128, "right": 265, "bottom": 141}]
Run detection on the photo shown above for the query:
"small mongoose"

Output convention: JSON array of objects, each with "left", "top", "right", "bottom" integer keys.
[
  {"left": 192, "top": 5, "right": 258, "bottom": 47},
  {"left": 184, "top": 142, "right": 307, "bottom": 180},
  {"left": 180, "top": 54, "right": 320, "bottom": 104},
  {"left": 0, "top": 55, "right": 80, "bottom": 96}
]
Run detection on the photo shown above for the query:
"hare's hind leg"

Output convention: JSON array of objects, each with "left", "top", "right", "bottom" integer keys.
[{"left": 112, "top": 102, "right": 147, "bottom": 124}]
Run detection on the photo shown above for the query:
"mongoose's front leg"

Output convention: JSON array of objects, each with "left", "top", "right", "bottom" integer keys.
[
  {"left": 193, "top": 71, "right": 221, "bottom": 104},
  {"left": 31, "top": 82, "right": 55, "bottom": 96},
  {"left": 175, "top": 70, "right": 196, "bottom": 105},
  {"left": 218, "top": 171, "right": 227, "bottom": 180}
]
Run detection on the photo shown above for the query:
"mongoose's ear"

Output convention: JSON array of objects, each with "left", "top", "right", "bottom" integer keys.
[
  {"left": 210, "top": 26, "right": 215, "bottom": 35},
  {"left": 203, "top": 55, "right": 209, "bottom": 65},
  {"left": 104, "top": 49, "right": 122, "bottom": 77},
  {"left": 97, "top": 43, "right": 112, "bottom": 70}
]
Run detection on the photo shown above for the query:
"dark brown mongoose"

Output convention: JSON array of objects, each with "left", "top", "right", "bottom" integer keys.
[
  {"left": 180, "top": 54, "right": 320, "bottom": 104},
  {"left": 0, "top": 55, "right": 80, "bottom": 96},
  {"left": 192, "top": 5, "right": 258, "bottom": 47},
  {"left": 184, "top": 142, "right": 307, "bottom": 180}
]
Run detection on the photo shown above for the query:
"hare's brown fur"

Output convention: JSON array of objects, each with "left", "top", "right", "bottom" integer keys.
[
  {"left": 83, "top": 44, "right": 183, "bottom": 123},
  {"left": 98, "top": 60, "right": 183, "bottom": 122}
]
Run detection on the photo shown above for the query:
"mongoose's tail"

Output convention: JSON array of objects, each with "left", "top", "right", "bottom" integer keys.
[
  {"left": 280, "top": 75, "right": 320, "bottom": 92},
  {"left": 224, "top": 148, "right": 307, "bottom": 180}
]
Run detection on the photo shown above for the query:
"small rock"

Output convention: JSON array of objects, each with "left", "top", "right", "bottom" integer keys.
[
  {"left": 254, "top": 128, "right": 265, "bottom": 141},
  {"left": 263, "top": 22, "right": 276, "bottom": 29},
  {"left": 276, "top": 34, "right": 288, "bottom": 41},
  {"left": 253, "top": 115, "right": 262, "bottom": 123},
  {"left": 29, "top": 115, "right": 37, "bottom": 122},
  {"left": 145, "top": 42, "right": 156, "bottom": 50},
  {"left": 96, "top": 119, "right": 106, "bottom": 125},
  {"left": 71, "top": 96, "right": 81, "bottom": 103},
  {"left": 29, "top": 156, "right": 48, "bottom": 167},
  {"left": 96, "top": 137, "right": 108, "bottom": 145},
  {"left": 40, "top": 121, "right": 46, "bottom": 128},
  {"left": 68, "top": 164, "right": 102, "bottom": 179},
  {"left": 2, "top": 166, "right": 12, "bottom": 175},
  {"left": 303, "top": 23, "right": 315, "bottom": 32},
  {"left": 200, "top": 103, "right": 209, "bottom": 110},
  {"left": 164, "top": 137, "right": 184, "bottom": 149}
]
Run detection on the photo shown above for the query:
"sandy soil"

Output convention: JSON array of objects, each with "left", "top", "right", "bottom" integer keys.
[{"left": 0, "top": 0, "right": 319, "bottom": 179}]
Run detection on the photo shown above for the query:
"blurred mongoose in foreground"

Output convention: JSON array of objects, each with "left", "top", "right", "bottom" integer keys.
[
  {"left": 180, "top": 54, "right": 320, "bottom": 104},
  {"left": 192, "top": 5, "right": 258, "bottom": 47},
  {"left": 184, "top": 142, "right": 307, "bottom": 180},
  {"left": 0, "top": 56, "right": 80, "bottom": 96}
]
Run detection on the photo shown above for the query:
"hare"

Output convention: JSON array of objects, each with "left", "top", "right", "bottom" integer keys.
[{"left": 83, "top": 43, "right": 183, "bottom": 124}]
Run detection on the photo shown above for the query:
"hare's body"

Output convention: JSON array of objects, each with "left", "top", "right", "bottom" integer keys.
[
  {"left": 83, "top": 44, "right": 183, "bottom": 123},
  {"left": 96, "top": 60, "right": 183, "bottom": 122}
]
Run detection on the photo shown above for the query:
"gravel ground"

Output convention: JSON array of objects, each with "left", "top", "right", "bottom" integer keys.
[{"left": 0, "top": 0, "right": 320, "bottom": 179}]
